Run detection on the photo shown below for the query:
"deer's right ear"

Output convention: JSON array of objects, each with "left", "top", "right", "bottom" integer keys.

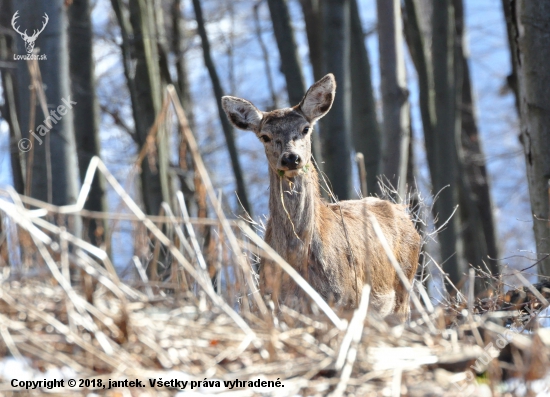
[{"left": 222, "top": 96, "right": 263, "bottom": 132}]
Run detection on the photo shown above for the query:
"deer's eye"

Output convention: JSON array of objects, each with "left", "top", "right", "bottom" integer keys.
[
  {"left": 259, "top": 135, "right": 271, "bottom": 143},
  {"left": 302, "top": 126, "right": 311, "bottom": 135}
]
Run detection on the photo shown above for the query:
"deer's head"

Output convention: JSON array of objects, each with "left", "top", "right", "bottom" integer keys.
[
  {"left": 11, "top": 11, "right": 49, "bottom": 54},
  {"left": 222, "top": 74, "right": 336, "bottom": 177}
]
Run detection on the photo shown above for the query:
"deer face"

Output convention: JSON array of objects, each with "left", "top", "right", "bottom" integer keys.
[{"left": 222, "top": 74, "right": 336, "bottom": 177}]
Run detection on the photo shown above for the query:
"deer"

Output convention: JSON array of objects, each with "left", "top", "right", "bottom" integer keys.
[
  {"left": 11, "top": 11, "right": 49, "bottom": 54},
  {"left": 222, "top": 74, "right": 421, "bottom": 318}
]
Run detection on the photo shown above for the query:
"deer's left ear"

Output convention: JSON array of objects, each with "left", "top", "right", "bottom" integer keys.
[
  {"left": 222, "top": 96, "right": 263, "bottom": 133},
  {"left": 298, "top": 73, "right": 336, "bottom": 123}
]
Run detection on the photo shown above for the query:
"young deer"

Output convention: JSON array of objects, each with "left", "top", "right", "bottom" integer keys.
[{"left": 222, "top": 74, "right": 421, "bottom": 317}]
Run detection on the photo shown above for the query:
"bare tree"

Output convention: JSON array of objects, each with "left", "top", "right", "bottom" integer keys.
[
  {"left": 403, "top": 0, "right": 436, "bottom": 176},
  {"left": 349, "top": 0, "right": 381, "bottom": 195},
  {"left": 172, "top": 0, "right": 195, "bottom": 129},
  {"left": 404, "top": 0, "right": 499, "bottom": 284},
  {"left": 300, "top": 0, "right": 323, "bottom": 82},
  {"left": 13, "top": 1, "right": 80, "bottom": 218},
  {"left": 505, "top": 1, "right": 550, "bottom": 275},
  {"left": 431, "top": 0, "right": 465, "bottom": 284},
  {"left": 320, "top": 0, "right": 352, "bottom": 200},
  {"left": 377, "top": 0, "right": 410, "bottom": 199},
  {"left": 500, "top": 0, "right": 519, "bottom": 111},
  {"left": 192, "top": 0, "right": 251, "bottom": 215},
  {"left": 266, "top": 0, "right": 322, "bottom": 167},
  {"left": 110, "top": 0, "right": 171, "bottom": 216},
  {"left": 454, "top": 0, "right": 500, "bottom": 278},
  {"left": 253, "top": 1, "right": 278, "bottom": 109},
  {"left": 129, "top": 0, "right": 172, "bottom": 214},
  {"left": 68, "top": 0, "right": 106, "bottom": 245},
  {"left": 266, "top": 0, "right": 305, "bottom": 106}
]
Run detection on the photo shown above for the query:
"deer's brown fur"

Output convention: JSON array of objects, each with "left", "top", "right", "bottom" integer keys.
[{"left": 222, "top": 74, "right": 421, "bottom": 316}]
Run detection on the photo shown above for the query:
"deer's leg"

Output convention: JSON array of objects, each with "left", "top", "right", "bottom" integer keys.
[
  {"left": 392, "top": 281, "right": 411, "bottom": 322},
  {"left": 392, "top": 249, "right": 420, "bottom": 322},
  {"left": 371, "top": 290, "right": 396, "bottom": 317}
]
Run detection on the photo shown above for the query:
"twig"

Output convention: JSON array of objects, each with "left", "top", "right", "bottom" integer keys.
[
  {"left": 177, "top": 191, "right": 208, "bottom": 271},
  {"left": 514, "top": 270, "right": 550, "bottom": 308},
  {"left": 132, "top": 256, "right": 154, "bottom": 299},
  {"left": 167, "top": 85, "right": 271, "bottom": 323},
  {"left": 424, "top": 251, "right": 465, "bottom": 301},
  {"left": 355, "top": 152, "right": 368, "bottom": 198},
  {"left": 335, "top": 285, "right": 371, "bottom": 370},
  {"left": 331, "top": 285, "right": 371, "bottom": 397}
]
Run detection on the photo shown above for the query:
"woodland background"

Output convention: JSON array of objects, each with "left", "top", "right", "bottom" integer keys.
[{"left": 0, "top": 0, "right": 549, "bottom": 295}]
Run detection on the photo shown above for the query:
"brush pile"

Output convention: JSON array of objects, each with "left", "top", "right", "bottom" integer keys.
[{"left": 0, "top": 252, "right": 549, "bottom": 397}]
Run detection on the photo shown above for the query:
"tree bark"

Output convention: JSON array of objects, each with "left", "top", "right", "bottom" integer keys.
[
  {"left": 320, "top": 0, "right": 352, "bottom": 200},
  {"left": 300, "top": 0, "right": 323, "bottom": 82},
  {"left": 266, "top": 0, "right": 305, "bottom": 106},
  {"left": 377, "top": 0, "right": 410, "bottom": 200},
  {"left": 508, "top": 1, "right": 550, "bottom": 275},
  {"left": 454, "top": 0, "right": 500, "bottom": 278},
  {"left": 431, "top": 0, "right": 466, "bottom": 285},
  {"left": 13, "top": 1, "right": 80, "bottom": 215},
  {"left": 68, "top": 0, "right": 106, "bottom": 245},
  {"left": 403, "top": 0, "right": 436, "bottom": 176},
  {"left": 253, "top": 1, "right": 278, "bottom": 110},
  {"left": 172, "top": 0, "right": 195, "bottom": 131},
  {"left": 500, "top": 0, "right": 519, "bottom": 111},
  {"left": 110, "top": 0, "right": 140, "bottom": 129},
  {"left": 128, "top": 0, "right": 172, "bottom": 215},
  {"left": 171, "top": 0, "right": 201, "bottom": 217},
  {"left": 349, "top": 0, "right": 381, "bottom": 195},
  {"left": 267, "top": 0, "right": 322, "bottom": 168},
  {"left": 192, "top": 0, "right": 251, "bottom": 215}
]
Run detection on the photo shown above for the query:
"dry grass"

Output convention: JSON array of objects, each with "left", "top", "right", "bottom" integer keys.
[{"left": 1, "top": 87, "right": 549, "bottom": 396}]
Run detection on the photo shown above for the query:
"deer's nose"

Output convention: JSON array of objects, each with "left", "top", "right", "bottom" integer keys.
[{"left": 281, "top": 153, "right": 302, "bottom": 170}]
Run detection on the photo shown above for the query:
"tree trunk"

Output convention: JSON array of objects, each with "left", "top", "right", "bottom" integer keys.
[
  {"left": 267, "top": 0, "right": 322, "bottom": 167},
  {"left": 13, "top": 1, "right": 80, "bottom": 216},
  {"left": 300, "top": 0, "right": 323, "bottom": 82},
  {"left": 454, "top": 0, "right": 500, "bottom": 278},
  {"left": 320, "top": 0, "right": 352, "bottom": 200},
  {"left": 508, "top": 1, "right": 550, "bottom": 275},
  {"left": 110, "top": 0, "right": 140, "bottom": 129},
  {"left": 253, "top": 1, "right": 278, "bottom": 110},
  {"left": 0, "top": 0, "right": 24, "bottom": 193},
  {"left": 377, "top": 0, "right": 410, "bottom": 200},
  {"left": 68, "top": 0, "right": 106, "bottom": 245},
  {"left": 192, "top": 0, "right": 251, "bottom": 215},
  {"left": 266, "top": 0, "right": 305, "bottom": 106},
  {"left": 128, "top": 0, "right": 172, "bottom": 215},
  {"left": 349, "top": 0, "right": 381, "bottom": 196},
  {"left": 172, "top": 0, "right": 195, "bottom": 131},
  {"left": 403, "top": 0, "right": 436, "bottom": 176},
  {"left": 500, "top": 0, "right": 519, "bottom": 111},
  {"left": 171, "top": 0, "right": 202, "bottom": 217},
  {"left": 431, "top": 0, "right": 465, "bottom": 285}
]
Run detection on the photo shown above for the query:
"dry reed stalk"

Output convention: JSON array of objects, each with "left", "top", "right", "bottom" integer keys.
[{"left": 167, "top": 86, "right": 271, "bottom": 323}]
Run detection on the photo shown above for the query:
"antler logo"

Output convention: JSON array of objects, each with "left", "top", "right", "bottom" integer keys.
[{"left": 11, "top": 11, "right": 49, "bottom": 54}]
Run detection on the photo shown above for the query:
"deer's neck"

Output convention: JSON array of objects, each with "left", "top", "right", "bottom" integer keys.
[{"left": 267, "top": 166, "right": 321, "bottom": 268}]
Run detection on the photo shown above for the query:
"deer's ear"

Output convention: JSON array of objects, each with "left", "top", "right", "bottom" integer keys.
[
  {"left": 298, "top": 74, "right": 336, "bottom": 122},
  {"left": 222, "top": 96, "right": 263, "bottom": 132}
]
